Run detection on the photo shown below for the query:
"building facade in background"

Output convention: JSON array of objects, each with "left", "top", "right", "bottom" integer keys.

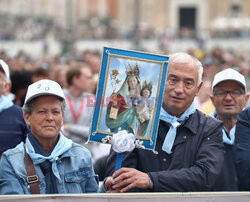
[{"left": 0, "top": 0, "right": 250, "bottom": 39}]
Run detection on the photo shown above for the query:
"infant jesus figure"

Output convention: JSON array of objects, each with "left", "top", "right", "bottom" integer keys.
[{"left": 136, "top": 81, "right": 153, "bottom": 123}]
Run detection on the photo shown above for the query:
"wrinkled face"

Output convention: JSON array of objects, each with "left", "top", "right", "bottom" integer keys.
[
  {"left": 128, "top": 76, "right": 138, "bottom": 90},
  {"left": 24, "top": 96, "right": 64, "bottom": 143},
  {"left": 142, "top": 89, "right": 150, "bottom": 98},
  {"left": 211, "top": 81, "right": 249, "bottom": 119},
  {"left": 163, "top": 59, "right": 201, "bottom": 117}
]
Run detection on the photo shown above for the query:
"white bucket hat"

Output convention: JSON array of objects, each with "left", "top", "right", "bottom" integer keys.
[{"left": 24, "top": 79, "right": 65, "bottom": 104}]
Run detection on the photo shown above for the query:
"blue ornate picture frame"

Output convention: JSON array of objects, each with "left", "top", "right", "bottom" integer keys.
[{"left": 88, "top": 47, "right": 169, "bottom": 152}]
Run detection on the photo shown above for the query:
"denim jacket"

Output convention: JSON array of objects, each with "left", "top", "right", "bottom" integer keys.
[{"left": 0, "top": 141, "right": 99, "bottom": 194}]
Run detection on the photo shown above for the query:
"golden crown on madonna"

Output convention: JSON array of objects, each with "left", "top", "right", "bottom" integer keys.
[{"left": 126, "top": 64, "right": 140, "bottom": 76}]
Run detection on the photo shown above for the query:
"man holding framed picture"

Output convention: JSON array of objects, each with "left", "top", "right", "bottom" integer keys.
[{"left": 103, "top": 52, "right": 224, "bottom": 192}]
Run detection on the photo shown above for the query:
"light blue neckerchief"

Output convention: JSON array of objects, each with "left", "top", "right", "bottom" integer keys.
[
  {"left": 0, "top": 95, "right": 13, "bottom": 112},
  {"left": 160, "top": 101, "right": 196, "bottom": 154},
  {"left": 210, "top": 110, "right": 235, "bottom": 145},
  {"left": 26, "top": 132, "right": 73, "bottom": 180},
  {"left": 222, "top": 126, "right": 235, "bottom": 145}
]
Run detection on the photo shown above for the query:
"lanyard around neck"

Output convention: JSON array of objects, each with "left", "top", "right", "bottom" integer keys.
[{"left": 66, "top": 96, "right": 84, "bottom": 123}]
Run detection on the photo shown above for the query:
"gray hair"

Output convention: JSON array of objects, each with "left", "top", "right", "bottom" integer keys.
[
  {"left": 23, "top": 96, "right": 66, "bottom": 115},
  {"left": 169, "top": 52, "right": 203, "bottom": 87}
]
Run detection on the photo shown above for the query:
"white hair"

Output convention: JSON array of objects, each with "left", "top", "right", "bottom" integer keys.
[{"left": 169, "top": 52, "right": 203, "bottom": 87}]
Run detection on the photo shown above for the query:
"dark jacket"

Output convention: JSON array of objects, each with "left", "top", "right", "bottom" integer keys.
[
  {"left": 105, "top": 110, "right": 225, "bottom": 192},
  {"left": 212, "top": 143, "right": 238, "bottom": 191},
  {"left": 0, "top": 104, "right": 28, "bottom": 156},
  {"left": 234, "top": 107, "right": 250, "bottom": 191},
  {"left": 210, "top": 111, "right": 238, "bottom": 191}
]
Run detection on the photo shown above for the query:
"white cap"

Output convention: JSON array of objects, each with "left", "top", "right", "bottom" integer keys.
[
  {"left": 212, "top": 68, "right": 247, "bottom": 93},
  {"left": 0, "top": 59, "right": 10, "bottom": 82},
  {"left": 24, "top": 79, "right": 65, "bottom": 104}
]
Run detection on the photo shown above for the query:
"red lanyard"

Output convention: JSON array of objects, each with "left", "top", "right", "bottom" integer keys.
[{"left": 66, "top": 96, "right": 84, "bottom": 123}]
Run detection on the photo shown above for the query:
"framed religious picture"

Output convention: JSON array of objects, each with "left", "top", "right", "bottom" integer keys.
[{"left": 88, "top": 47, "right": 169, "bottom": 152}]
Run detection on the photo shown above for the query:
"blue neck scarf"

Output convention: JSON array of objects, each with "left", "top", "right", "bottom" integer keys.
[
  {"left": 26, "top": 132, "right": 72, "bottom": 181},
  {"left": 210, "top": 110, "right": 235, "bottom": 145},
  {"left": 222, "top": 126, "right": 235, "bottom": 145},
  {"left": 27, "top": 133, "right": 58, "bottom": 194},
  {"left": 0, "top": 95, "right": 13, "bottom": 113},
  {"left": 160, "top": 101, "right": 196, "bottom": 154}
]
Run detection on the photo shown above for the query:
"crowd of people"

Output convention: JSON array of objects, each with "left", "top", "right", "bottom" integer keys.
[
  {"left": 0, "top": 46, "right": 249, "bottom": 194},
  {"left": 0, "top": 15, "right": 159, "bottom": 42},
  {"left": 0, "top": 16, "right": 59, "bottom": 41}
]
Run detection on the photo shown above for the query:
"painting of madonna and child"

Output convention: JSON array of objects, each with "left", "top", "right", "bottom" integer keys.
[{"left": 89, "top": 47, "right": 168, "bottom": 150}]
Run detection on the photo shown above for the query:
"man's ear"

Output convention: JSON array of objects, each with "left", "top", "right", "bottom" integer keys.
[
  {"left": 244, "top": 93, "right": 249, "bottom": 106},
  {"left": 72, "top": 75, "right": 78, "bottom": 85},
  {"left": 195, "top": 81, "right": 203, "bottom": 96},
  {"left": 23, "top": 112, "right": 30, "bottom": 127},
  {"left": 210, "top": 95, "right": 215, "bottom": 106}
]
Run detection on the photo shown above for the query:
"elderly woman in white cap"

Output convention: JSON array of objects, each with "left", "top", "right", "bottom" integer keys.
[{"left": 0, "top": 79, "right": 99, "bottom": 194}]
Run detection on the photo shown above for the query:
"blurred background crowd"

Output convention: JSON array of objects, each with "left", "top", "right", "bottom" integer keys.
[
  {"left": 1, "top": 45, "right": 249, "bottom": 110},
  {"left": 0, "top": 0, "right": 250, "bottom": 164}
]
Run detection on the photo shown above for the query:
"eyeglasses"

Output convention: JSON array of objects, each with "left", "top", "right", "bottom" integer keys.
[{"left": 214, "top": 90, "right": 244, "bottom": 98}]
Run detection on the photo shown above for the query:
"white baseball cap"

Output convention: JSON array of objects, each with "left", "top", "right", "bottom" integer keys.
[
  {"left": 24, "top": 79, "right": 65, "bottom": 104},
  {"left": 212, "top": 68, "right": 247, "bottom": 93},
  {"left": 0, "top": 59, "right": 10, "bottom": 82}
]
